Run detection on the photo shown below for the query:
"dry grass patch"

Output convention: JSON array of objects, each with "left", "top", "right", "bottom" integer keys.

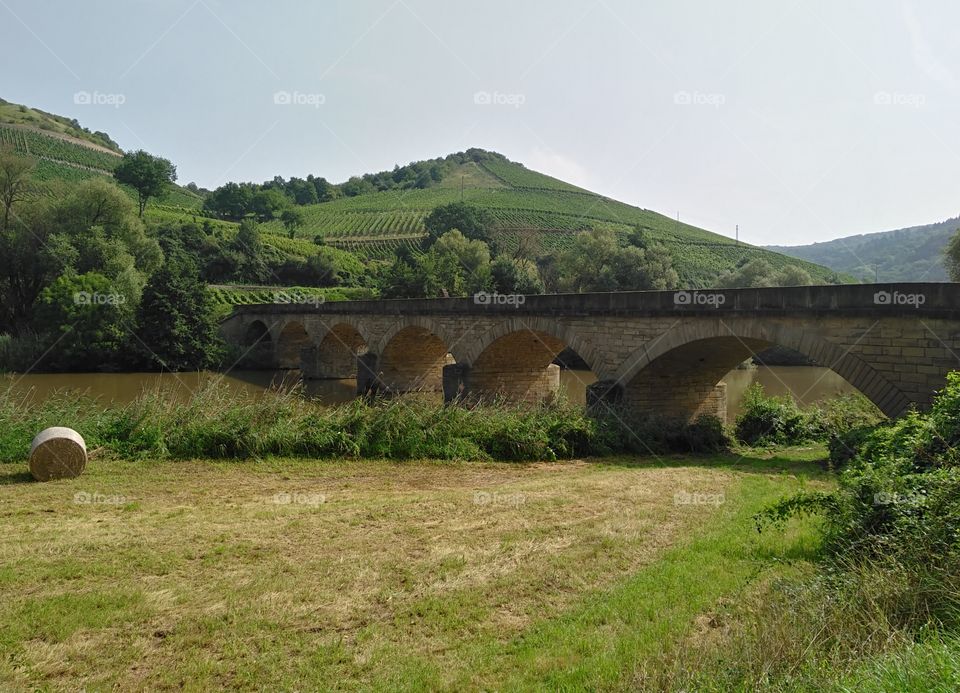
[{"left": 0, "top": 454, "right": 822, "bottom": 690}]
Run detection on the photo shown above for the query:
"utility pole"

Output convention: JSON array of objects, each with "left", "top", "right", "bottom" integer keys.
[
  {"left": 736, "top": 224, "right": 739, "bottom": 244},
  {"left": 460, "top": 175, "right": 464, "bottom": 201}
]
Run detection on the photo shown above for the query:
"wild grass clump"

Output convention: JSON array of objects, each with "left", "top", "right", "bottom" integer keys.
[{"left": 648, "top": 560, "right": 958, "bottom": 691}]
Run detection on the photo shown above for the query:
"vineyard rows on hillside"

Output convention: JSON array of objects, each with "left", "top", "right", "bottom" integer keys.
[
  {"left": 0, "top": 125, "right": 120, "bottom": 172},
  {"left": 208, "top": 285, "right": 376, "bottom": 307},
  {"left": 478, "top": 158, "right": 588, "bottom": 192}
]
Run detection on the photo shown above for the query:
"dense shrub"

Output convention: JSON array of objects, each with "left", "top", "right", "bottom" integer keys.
[
  {"left": 600, "top": 411, "right": 730, "bottom": 455},
  {"left": 734, "top": 383, "right": 814, "bottom": 445},
  {"left": 758, "top": 371, "right": 960, "bottom": 630},
  {"left": 812, "top": 392, "right": 886, "bottom": 467}
]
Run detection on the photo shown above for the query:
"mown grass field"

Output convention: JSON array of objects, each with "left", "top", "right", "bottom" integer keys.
[{"left": 0, "top": 448, "right": 829, "bottom": 691}]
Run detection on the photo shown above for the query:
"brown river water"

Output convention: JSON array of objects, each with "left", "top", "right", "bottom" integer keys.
[{"left": 2, "top": 366, "right": 857, "bottom": 423}]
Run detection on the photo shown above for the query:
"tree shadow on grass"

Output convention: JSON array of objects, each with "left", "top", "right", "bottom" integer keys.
[
  {"left": 0, "top": 468, "right": 36, "bottom": 485},
  {"left": 590, "top": 447, "right": 831, "bottom": 481}
]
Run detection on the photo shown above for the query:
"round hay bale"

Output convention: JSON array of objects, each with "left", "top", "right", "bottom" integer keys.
[{"left": 29, "top": 427, "right": 87, "bottom": 481}]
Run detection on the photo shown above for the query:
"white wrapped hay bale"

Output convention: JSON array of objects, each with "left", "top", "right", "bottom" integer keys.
[{"left": 29, "top": 427, "right": 87, "bottom": 481}]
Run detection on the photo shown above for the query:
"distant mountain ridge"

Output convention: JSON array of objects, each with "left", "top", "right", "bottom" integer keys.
[{"left": 767, "top": 217, "right": 959, "bottom": 282}]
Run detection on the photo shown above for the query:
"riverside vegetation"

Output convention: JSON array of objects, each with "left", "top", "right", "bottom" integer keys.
[{"left": 1, "top": 375, "right": 958, "bottom": 688}]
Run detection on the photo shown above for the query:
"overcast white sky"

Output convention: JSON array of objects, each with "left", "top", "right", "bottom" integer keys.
[{"left": 3, "top": 0, "right": 958, "bottom": 245}]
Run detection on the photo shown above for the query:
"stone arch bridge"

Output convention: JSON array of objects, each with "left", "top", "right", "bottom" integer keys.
[{"left": 220, "top": 284, "right": 960, "bottom": 421}]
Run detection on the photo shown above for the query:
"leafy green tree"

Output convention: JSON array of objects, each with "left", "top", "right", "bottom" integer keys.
[
  {"left": 281, "top": 208, "right": 305, "bottom": 238},
  {"left": 35, "top": 272, "right": 132, "bottom": 370},
  {"left": 431, "top": 230, "right": 492, "bottom": 293},
  {"left": 250, "top": 188, "right": 288, "bottom": 221},
  {"left": 229, "top": 219, "right": 270, "bottom": 282},
  {"left": 551, "top": 228, "right": 678, "bottom": 292},
  {"left": 380, "top": 247, "right": 461, "bottom": 298},
  {"left": 716, "top": 259, "right": 776, "bottom": 288},
  {"left": 0, "top": 146, "right": 34, "bottom": 231},
  {"left": 629, "top": 243, "right": 679, "bottom": 290},
  {"left": 945, "top": 229, "right": 960, "bottom": 281},
  {"left": 717, "top": 259, "right": 814, "bottom": 288},
  {"left": 133, "top": 251, "right": 224, "bottom": 371},
  {"left": 423, "top": 202, "right": 495, "bottom": 246},
  {"left": 0, "top": 178, "right": 158, "bottom": 334},
  {"left": 773, "top": 264, "right": 813, "bottom": 287},
  {"left": 491, "top": 256, "right": 544, "bottom": 295},
  {"left": 340, "top": 176, "right": 376, "bottom": 197},
  {"left": 113, "top": 150, "right": 177, "bottom": 217},
  {"left": 203, "top": 182, "right": 255, "bottom": 220}
]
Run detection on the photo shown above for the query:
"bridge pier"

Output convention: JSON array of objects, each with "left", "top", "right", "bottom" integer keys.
[
  {"left": 442, "top": 363, "right": 470, "bottom": 403},
  {"left": 623, "top": 371, "right": 729, "bottom": 423},
  {"left": 356, "top": 352, "right": 379, "bottom": 396},
  {"left": 466, "top": 363, "right": 561, "bottom": 404}
]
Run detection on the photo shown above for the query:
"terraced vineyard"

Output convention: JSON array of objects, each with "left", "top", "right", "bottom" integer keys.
[
  {"left": 0, "top": 125, "right": 120, "bottom": 172},
  {"left": 478, "top": 157, "right": 589, "bottom": 193},
  {"left": 251, "top": 154, "right": 832, "bottom": 286},
  {"left": 2, "top": 119, "right": 204, "bottom": 217},
  {"left": 208, "top": 285, "right": 377, "bottom": 306}
]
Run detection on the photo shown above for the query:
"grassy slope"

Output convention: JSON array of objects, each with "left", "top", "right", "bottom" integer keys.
[
  {"left": 0, "top": 98, "right": 121, "bottom": 152},
  {"left": 260, "top": 156, "right": 836, "bottom": 287},
  {"left": 768, "top": 216, "right": 960, "bottom": 282},
  {"left": 1, "top": 98, "right": 205, "bottom": 216},
  {"left": 0, "top": 449, "right": 829, "bottom": 690}
]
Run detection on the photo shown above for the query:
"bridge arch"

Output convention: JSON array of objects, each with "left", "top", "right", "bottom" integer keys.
[
  {"left": 613, "top": 319, "right": 911, "bottom": 419},
  {"left": 244, "top": 320, "right": 271, "bottom": 347},
  {"left": 461, "top": 318, "right": 602, "bottom": 371},
  {"left": 376, "top": 318, "right": 455, "bottom": 394},
  {"left": 309, "top": 322, "right": 370, "bottom": 379},
  {"left": 461, "top": 319, "right": 601, "bottom": 404},
  {"left": 274, "top": 320, "right": 313, "bottom": 370}
]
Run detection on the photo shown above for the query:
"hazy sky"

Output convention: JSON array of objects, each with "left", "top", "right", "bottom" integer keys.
[{"left": 3, "top": 0, "right": 958, "bottom": 245}]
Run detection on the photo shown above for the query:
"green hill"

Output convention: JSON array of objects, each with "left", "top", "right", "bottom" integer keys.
[
  {"left": 2, "top": 98, "right": 837, "bottom": 288},
  {"left": 0, "top": 97, "right": 205, "bottom": 216},
  {"left": 768, "top": 217, "right": 960, "bottom": 282},
  {"left": 254, "top": 151, "right": 835, "bottom": 287}
]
